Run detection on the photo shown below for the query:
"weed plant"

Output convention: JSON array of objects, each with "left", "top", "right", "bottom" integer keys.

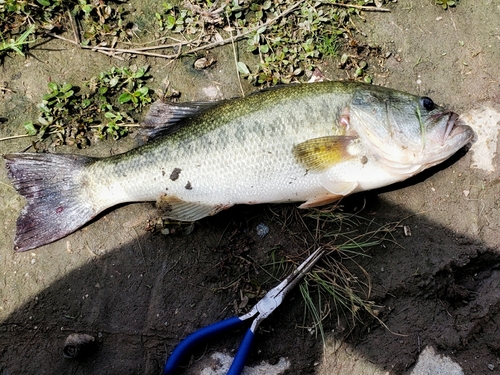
[
  {"left": 155, "top": 0, "right": 366, "bottom": 85},
  {"left": 274, "top": 206, "right": 398, "bottom": 343},
  {"left": 1, "top": 0, "right": 389, "bottom": 143},
  {"left": 24, "top": 65, "right": 152, "bottom": 146}
]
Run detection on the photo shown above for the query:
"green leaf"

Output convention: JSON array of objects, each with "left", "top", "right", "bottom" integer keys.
[
  {"left": 118, "top": 92, "right": 132, "bottom": 104},
  {"left": 37, "top": 0, "right": 51, "bottom": 6},
  {"left": 136, "top": 86, "right": 149, "bottom": 96},
  {"left": 237, "top": 62, "right": 250, "bottom": 75},
  {"left": 82, "top": 4, "right": 92, "bottom": 13},
  {"left": 38, "top": 116, "right": 50, "bottom": 126},
  {"left": 47, "top": 82, "right": 59, "bottom": 93},
  {"left": 81, "top": 99, "right": 91, "bottom": 109},
  {"left": 61, "top": 83, "right": 73, "bottom": 92},
  {"left": 23, "top": 121, "right": 37, "bottom": 136},
  {"left": 109, "top": 77, "right": 119, "bottom": 87},
  {"left": 166, "top": 15, "right": 176, "bottom": 29},
  {"left": 42, "top": 92, "right": 58, "bottom": 100},
  {"left": 63, "top": 90, "right": 74, "bottom": 100},
  {"left": 134, "top": 69, "right": 146, "bottom": 78}
]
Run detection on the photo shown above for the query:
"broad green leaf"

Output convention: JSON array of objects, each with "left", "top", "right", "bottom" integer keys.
[
  {"left": 136, "top": 86, "right": 148, "bottom": 96},
  {"left": 118, "top": 92, "right": 132, "bottom": 104},
  {"left": 237, "top": 62, "right": 250, "bottom": 75},
  {"left": 61, "top": 83, "right": 72, "bottom": 92},
  {"left": 109, "top": 77, "right": 119, "bottom": 87},
  {"left": 82, "top": 4, "right": 92, "bottom": 13},
  {"left": 47, "top": 82, "right": 58, "bottom": 92},
  {"left": 23, "top": 121, "right": 37, "bottom": 136}
]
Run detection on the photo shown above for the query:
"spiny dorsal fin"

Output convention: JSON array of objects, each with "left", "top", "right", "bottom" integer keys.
[
  {"left": 293, "top": 136, "right": 358, "bottom": 171},
  {"left": 140, "top": 100, "right": 223, "bottom": 140}
]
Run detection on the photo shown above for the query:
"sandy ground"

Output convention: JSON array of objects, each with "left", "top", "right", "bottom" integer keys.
[{"left": 1, "top": 1, "right": 500, "bottom": 374}]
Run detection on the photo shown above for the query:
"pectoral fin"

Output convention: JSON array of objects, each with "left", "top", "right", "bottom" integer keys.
[
  {"left": 293, "top": 136, "right": 357, "bottom": 171},
  {"left": 157, "top": 195, "right": 231, "bottom": 221}
]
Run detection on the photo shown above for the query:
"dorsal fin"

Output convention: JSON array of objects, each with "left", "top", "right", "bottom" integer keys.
[{"left": 139, "top": 100, "right": 223, "bottom": 140}]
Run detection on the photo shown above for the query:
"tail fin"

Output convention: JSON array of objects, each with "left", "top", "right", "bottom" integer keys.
[{"left": 4, "top": 153, "right": 98, "bottom": 252}]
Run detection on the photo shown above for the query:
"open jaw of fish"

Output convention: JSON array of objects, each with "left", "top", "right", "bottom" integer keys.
[{"left": 3, "top": 82, "right": 474, "bottom": 251}]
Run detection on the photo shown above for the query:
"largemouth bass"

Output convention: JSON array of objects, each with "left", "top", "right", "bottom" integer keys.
[{"left": 4, "top": 82, "right": 473, "bottom": 251}]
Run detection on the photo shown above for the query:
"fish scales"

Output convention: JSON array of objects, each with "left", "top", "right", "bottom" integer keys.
[
  {"left": 86, "top": 83, "right": 353, "bottom": 210},
  {"left": 4, "top": 81, "right": 474, "bottom": 251}
]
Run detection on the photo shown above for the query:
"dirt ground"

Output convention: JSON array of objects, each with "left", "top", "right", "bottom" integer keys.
[{"left": 1, "top": 1, "right": 500, "bottom": 374}]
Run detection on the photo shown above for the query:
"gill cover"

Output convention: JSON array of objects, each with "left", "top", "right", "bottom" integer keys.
[{"left": 349, "top": 85, "right": 453, "bottom": 174}]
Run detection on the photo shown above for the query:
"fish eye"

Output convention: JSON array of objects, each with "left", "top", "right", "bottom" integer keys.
[{"left": 420, "top": 97, "right": 435, "bottom": 111}]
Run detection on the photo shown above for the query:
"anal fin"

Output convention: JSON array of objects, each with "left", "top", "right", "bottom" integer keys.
[{"left": 157, "top": 195, "right": 231, "bottom": 221}]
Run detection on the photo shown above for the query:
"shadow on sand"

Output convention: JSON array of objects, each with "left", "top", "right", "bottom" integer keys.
[{"left": 1, "top": 155, "right": 498, "bottom": 375}]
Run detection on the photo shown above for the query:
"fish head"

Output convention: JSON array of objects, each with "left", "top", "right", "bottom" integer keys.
[{"left": 349, "top": 85, "right": 474, "bottom": 176}]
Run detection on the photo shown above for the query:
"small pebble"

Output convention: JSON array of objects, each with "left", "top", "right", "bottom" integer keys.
[
  {"left": 256, "top": 223, "right": 269, "bottom": 238},
  {"left": 488, "top": 364, "right": 495, "bottom": 371}
]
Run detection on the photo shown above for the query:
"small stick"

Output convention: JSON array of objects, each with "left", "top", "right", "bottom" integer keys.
[
  {"left": 0, "top": 134, "right": 32, "bottom": 142},
  {"left": 67, "top": 8, "right": 80, "bottom": 44},
  {"left": 226, "top": 13, "right": 245, "bottom": 97},
  {"left": 46, "top": 32, "right": 177, "bottom": 59},
  {"left": 323, "top": 2, "right": 390, "bottom": 12},
  {"left": 0, "top": 86, "right": 14, "bottom": 93}
]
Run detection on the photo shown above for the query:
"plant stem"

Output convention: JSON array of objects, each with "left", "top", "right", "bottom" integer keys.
[{"left": 0, "top": 134, "right": 33, "bottom": 142}]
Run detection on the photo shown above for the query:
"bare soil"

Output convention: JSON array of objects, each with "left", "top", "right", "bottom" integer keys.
[{"left": 1, "top": 1, "right": 500, "bottom": 374}]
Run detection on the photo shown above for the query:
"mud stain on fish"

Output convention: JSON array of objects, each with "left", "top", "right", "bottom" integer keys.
[
  {"left": 157, "top": 193, "right": 174, "bottom": 212},
  {"left": 170, "top": 168, "right": 181, "bottom": 181}
]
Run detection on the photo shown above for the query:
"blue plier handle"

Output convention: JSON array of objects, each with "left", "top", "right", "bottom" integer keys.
[{"left": 163, "top": 247, "right": 324, "bottom": 375}]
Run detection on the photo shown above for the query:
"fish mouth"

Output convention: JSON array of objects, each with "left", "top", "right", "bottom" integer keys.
[{"left": 441, "top": 112, "right": 473, "bottom": 145}]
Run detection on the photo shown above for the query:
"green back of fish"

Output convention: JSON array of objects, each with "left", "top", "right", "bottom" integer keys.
[{"left": 130, "top": 81, "right": 358, "bottom": 159}]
